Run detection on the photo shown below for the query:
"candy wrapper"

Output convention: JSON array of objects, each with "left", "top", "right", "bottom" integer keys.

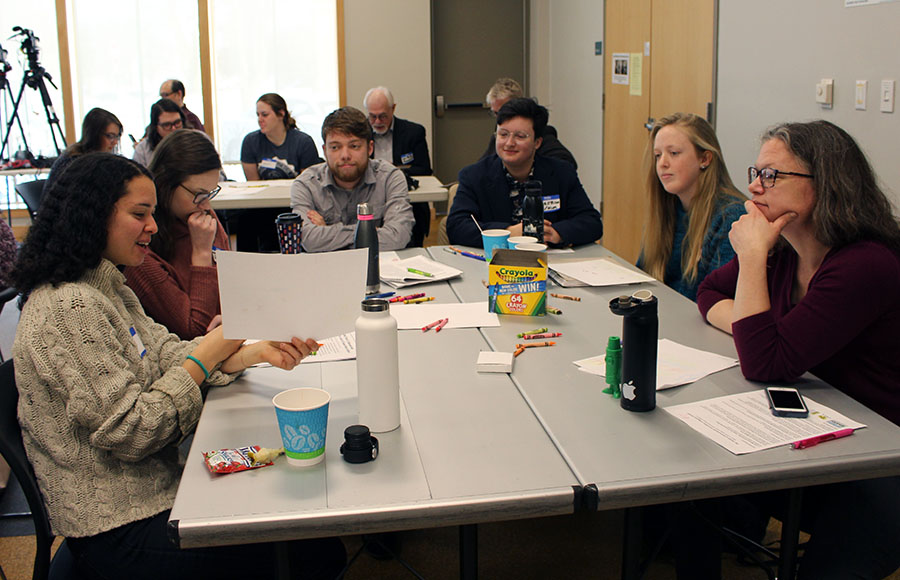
[{"left": 203, "top": 445, "right": 284, "bottom": 474}]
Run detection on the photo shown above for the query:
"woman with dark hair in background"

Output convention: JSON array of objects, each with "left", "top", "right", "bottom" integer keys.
[
  {"left": 132, "top": 98, "right": 186, "bottom": 168},
  {"left": 235, "top": 93, "right": 323, "bottom": 251},
  {"left": 691, "top": 120, "right": 900, "bottom": 579},
  {"left": 124, "top": 129, "right": 230, "bottom": 339},
  {"left": 12, "top": 152, "right": 343, "bottom": 579},
  {"left": 44, "top": 107, "right": 123, "bottom": 192},
  {"left": 638, "top": 113, "right": 746, "bottom": 300}
]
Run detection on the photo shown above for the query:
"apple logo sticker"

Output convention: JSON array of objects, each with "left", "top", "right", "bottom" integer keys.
[{"left": 623, "top": 381, "right": 637, "bottom": 400}]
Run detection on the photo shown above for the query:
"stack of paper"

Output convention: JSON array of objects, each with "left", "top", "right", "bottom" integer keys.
[
  {"left": 573, "top": 339, "right": 738, "bottom": 390},
  {"left": 380, "top": 254, "right": 462, "bottom": 288},
  {"left": 549, "top": 256, "right": 654, "bottom": 287}
]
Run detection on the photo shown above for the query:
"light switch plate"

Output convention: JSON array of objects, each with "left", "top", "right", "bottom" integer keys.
[
  {"left": 816, "top": 78, "right": 834, "bottom": 108},
  {"left": 881, "top": 80, "right": 895, "bottom": 113},
  {"left": 855, "top": 80, "right": 867, "bottom": 110}
]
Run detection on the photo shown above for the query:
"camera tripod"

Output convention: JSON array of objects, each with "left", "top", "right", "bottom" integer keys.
[{"left": 0, "top": 29, "right": 66, "bottom": 162}]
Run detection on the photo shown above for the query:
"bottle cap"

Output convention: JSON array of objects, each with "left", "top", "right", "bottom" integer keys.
[
  {"left": 340, "top": 424, "right": 379, "bottom": 464},
  {"left": 357, "top": 202, "right": 372, "bottom": 217},
  {"left": 361, "top": 298, "right": 389, "bottom": 312}
]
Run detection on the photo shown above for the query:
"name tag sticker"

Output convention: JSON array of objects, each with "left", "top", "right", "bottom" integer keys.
[
  {"left": 400, "top": 152, "right": 414, "bottom": 165},
  {"left": 129, "top": 326, "right": 147, "bottom": 359},
  {"left": 543, "top": 194, "right": 561, "bottom": 213},
  {"left": 259, "top": 158, "right": 277, "bottom": 169}
]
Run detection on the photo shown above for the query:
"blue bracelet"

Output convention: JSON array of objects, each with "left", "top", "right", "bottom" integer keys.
[{"left": 185, "top": 355, "right": 210, "bottom": 380}]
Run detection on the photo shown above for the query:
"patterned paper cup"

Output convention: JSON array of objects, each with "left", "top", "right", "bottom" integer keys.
[
  {"left": 482, "top": 229, "right": 511, "bottom": 261},
  {"left": 272, "top": 388, "right": 331, "bottom": 466},
  {"left": 275, "top": 213, "right": 303, "bottom": 254}
]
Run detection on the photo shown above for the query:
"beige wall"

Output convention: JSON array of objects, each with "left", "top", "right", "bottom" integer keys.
[
  {"left": 718, "top": 1, "right": 900, "bottom": 208},
  {"left": 343, "top": 0, "right": 433, "bottom": 160},
  {"left": 530, "top": 0, "right": 604, "bottom": 209}
]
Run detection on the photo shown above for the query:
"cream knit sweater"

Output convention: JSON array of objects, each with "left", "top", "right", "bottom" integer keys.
[{"left": 13, "top": 260, "right": 235, "bottom": 537}]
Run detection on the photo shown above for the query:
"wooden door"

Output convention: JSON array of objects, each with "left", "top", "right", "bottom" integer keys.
[
  {"left": 601, "top": 0, "right": 652, "bottom": 263},
  {"left": 601, "top": 0, "right": 716, "bottom": 263},
  {"left": 431, "top": 0, "right": 526, "bottom": 185}
]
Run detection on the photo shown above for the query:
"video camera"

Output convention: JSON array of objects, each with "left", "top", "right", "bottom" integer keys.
[
  {"left": 11, "top": 26, "right": 41, "bottom": 74},
  {"left": 0, "top": 43, "right": 10, "bottom": 76}
]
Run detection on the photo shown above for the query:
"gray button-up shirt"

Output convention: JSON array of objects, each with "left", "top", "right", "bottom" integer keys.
[{"left": 290, "top": 158, "right": 414, "bottom": 252}]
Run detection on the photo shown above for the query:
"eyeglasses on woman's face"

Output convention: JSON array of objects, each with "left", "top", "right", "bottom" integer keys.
[
  {"left": 748, "top": 166, "right": 814, "bottom": 189},
  {"left": 158, "top": 119, "right": 183, "bottom": 131},
  {"left": 178, "top": 183, "right": 221, "bottom": 205}
]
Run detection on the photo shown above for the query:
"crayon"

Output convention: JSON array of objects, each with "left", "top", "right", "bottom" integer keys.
[
  {"left": 522, "top": 332, "right": 562, "bottom": 340},
  {"left": 550, "top": 293, "right": 581, "bottom": 302}
]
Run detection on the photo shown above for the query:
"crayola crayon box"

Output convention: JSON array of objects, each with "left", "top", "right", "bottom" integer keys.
[{"left": 487, "top": 249, "right": 547, "bottom": 316}]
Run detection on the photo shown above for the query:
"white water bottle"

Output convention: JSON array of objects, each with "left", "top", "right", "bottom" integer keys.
[{"left": 355, "top": 298, "right": 400, "bottom": 432}]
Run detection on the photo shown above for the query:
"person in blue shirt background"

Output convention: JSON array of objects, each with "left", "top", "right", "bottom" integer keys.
[{"left": 637, "top": 112, "right": 746, "bottom": 301}]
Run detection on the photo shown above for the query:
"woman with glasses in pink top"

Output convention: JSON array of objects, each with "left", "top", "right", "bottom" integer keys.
[{"left": 125, "top": 129, "right": 230, "bottom": 339}]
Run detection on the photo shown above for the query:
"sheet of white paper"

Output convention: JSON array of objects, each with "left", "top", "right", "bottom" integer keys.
[
  {"left": 549, "top": 257, "right": 654, "bottom": 286},
  {"left": 573, "top": 339, "right": 738, "bottom": 390},
  {"left": 389, "top": 302, "right": 500, "bottom": 329},
  {"left": 664, "top": 390, "right": 866, "bottom": 455},
  {"left": 217, "top": 249, "right": 367, "bottom": 341},
  {"left": 301, "top": 332, "right": 356, "bottom": 364},
  {"left": 380, "top": 255, "right": 462, "bottom": 288}
]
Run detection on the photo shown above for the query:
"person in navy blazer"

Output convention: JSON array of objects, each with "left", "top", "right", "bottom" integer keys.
[
  {"left": 365, "top": 87, "right": 432, "bottom": 246},
  {"left": 447, "top": 98, "right": 603, "bottom": 248}
]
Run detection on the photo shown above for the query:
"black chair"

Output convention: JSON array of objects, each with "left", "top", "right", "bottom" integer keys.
[
  {"left": 0, "top": 360, "right": 78, "bottom": 580},
  {"left": 14, "top": 180, "right": 47, "bottom": 221}
]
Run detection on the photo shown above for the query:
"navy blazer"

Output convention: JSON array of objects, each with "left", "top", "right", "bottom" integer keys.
[
  {"left": 447, "top": 155, "right": 603, "bottom": 248},
  {"left": 389, "top": 117, "right": 432, "bottom": 176}
]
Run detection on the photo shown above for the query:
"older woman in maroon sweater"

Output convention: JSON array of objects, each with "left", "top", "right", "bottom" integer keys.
[
  {"left": 695, "top": 120, "right": 900, "bottom": 580},
  {"left": 125, "top": 130, "right": 229, "bottom": 339}
]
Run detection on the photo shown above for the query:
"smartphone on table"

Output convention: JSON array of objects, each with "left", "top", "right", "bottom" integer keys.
[{"left": 765, "top": 387, "right": 809, "bottom": 418}]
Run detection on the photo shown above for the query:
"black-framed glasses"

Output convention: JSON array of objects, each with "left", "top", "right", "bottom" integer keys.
[
  {"left": 179, "top": 183, "right": 221, "bottom": 204},
  {"left": 103, "top": 132, "right": 122, "bottom": 142},
  {"left": 748, "top": 166, "right": 814, "bottom": 189},
  {"left": 158, "top": 119, "right": 183, "bottom": 131}
]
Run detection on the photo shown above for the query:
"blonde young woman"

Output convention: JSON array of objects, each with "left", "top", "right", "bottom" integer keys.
[{"left": 638, "top": 113, "right": 746, "bottom": 300}]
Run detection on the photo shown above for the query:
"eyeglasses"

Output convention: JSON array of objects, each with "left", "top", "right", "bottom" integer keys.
[
  {"left": 748, "top": 166, "right": 814, "bottom": 189},
  {"left": 367, "top": 113, "right": 391, "bottom": 123},
  {"left": 158, "top": 119, "right": 183, "bottom": 131},
  {"left": 159, "top": 91, "right": 173, "bottom": 99},
  {"left": 496, "top": 129, "right": 532, "bottom": 142},
  {"left": 179, "top": 183, "right": 221, "bottom": 204},
  {"left": 103, "top": 132, "right": 122, "bottom": 142}
]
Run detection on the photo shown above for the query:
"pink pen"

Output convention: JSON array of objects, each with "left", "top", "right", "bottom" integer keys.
[{"left": 792, "top": 428, "right": 854, "bottom": 450}]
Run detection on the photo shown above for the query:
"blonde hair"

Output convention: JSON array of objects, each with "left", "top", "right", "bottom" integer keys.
[{"left": 640, "top": 113, "right": 744, "bottom": 284}]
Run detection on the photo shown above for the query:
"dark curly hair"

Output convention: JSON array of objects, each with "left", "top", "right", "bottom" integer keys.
[
  {"left": 147, "top": 129, "right": 221, "bottom": 261},
  {"left": 11, "top": 153, "right": 152, "bottom": 297}
]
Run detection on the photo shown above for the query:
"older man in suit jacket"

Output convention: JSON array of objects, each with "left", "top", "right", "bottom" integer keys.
[{"left": 364, "top": 86, "right": 432, "bottom": 246}]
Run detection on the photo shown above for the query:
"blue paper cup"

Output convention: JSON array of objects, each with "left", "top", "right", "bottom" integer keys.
[
  {"left": 272, "top": 388, "right": 331, "bottom": 466},
  {"left": 482, "top": 229, "right": 510, "bottom": 261}
]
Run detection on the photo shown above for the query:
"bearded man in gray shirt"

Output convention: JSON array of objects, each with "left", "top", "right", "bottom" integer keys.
[{"left": 290, "top": 107, "right": 414, "bottom": 252}]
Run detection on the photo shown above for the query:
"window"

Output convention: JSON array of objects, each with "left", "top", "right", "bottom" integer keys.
[
  {"left": 69, "top": 0, "right": 202, "bottom": 159},
  {"left": 211, "top": 0, "right": 339, "bottom": 164}
]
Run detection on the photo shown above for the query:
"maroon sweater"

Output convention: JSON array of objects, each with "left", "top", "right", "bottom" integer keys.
[
  {"left": 124, "top": 215, "right": 230, "bottom": 340},
  {"left": 697, "top": 241, "right": 900, "bottom": 426}
]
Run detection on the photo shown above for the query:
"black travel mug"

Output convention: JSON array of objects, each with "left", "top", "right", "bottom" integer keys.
[
  {"left": 354, "top": 202, "right": 380, "bottom": 295},
  {"left": 522, "top": 180, "right": 544, "bottom": 241},
  {"left": 609, "top": 289, "right": 658, "bottom": 412}
]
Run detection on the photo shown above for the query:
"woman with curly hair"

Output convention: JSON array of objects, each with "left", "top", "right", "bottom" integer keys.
[
  {"left": 638, "top": 113, "right": 746, "bottom": 300},
  {"left": 11, "top": 152, "right": 344, "bottom": 579},
  {"left": 125, "top": 130, "right": 229, "bottom": 339},
  {"left": 44, "top": 107, "right": 123, "bottom": 192}
]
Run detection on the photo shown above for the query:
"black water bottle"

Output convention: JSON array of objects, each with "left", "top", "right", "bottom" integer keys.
[
  {"left": 522, "top": 180, "right": 544, "bottom": 241},
  {"left": 354, "top": 202, "right": 380, "bottom": 295},
  {"left": 609, "top": 289, "right": 658, "bottom": 412}
]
